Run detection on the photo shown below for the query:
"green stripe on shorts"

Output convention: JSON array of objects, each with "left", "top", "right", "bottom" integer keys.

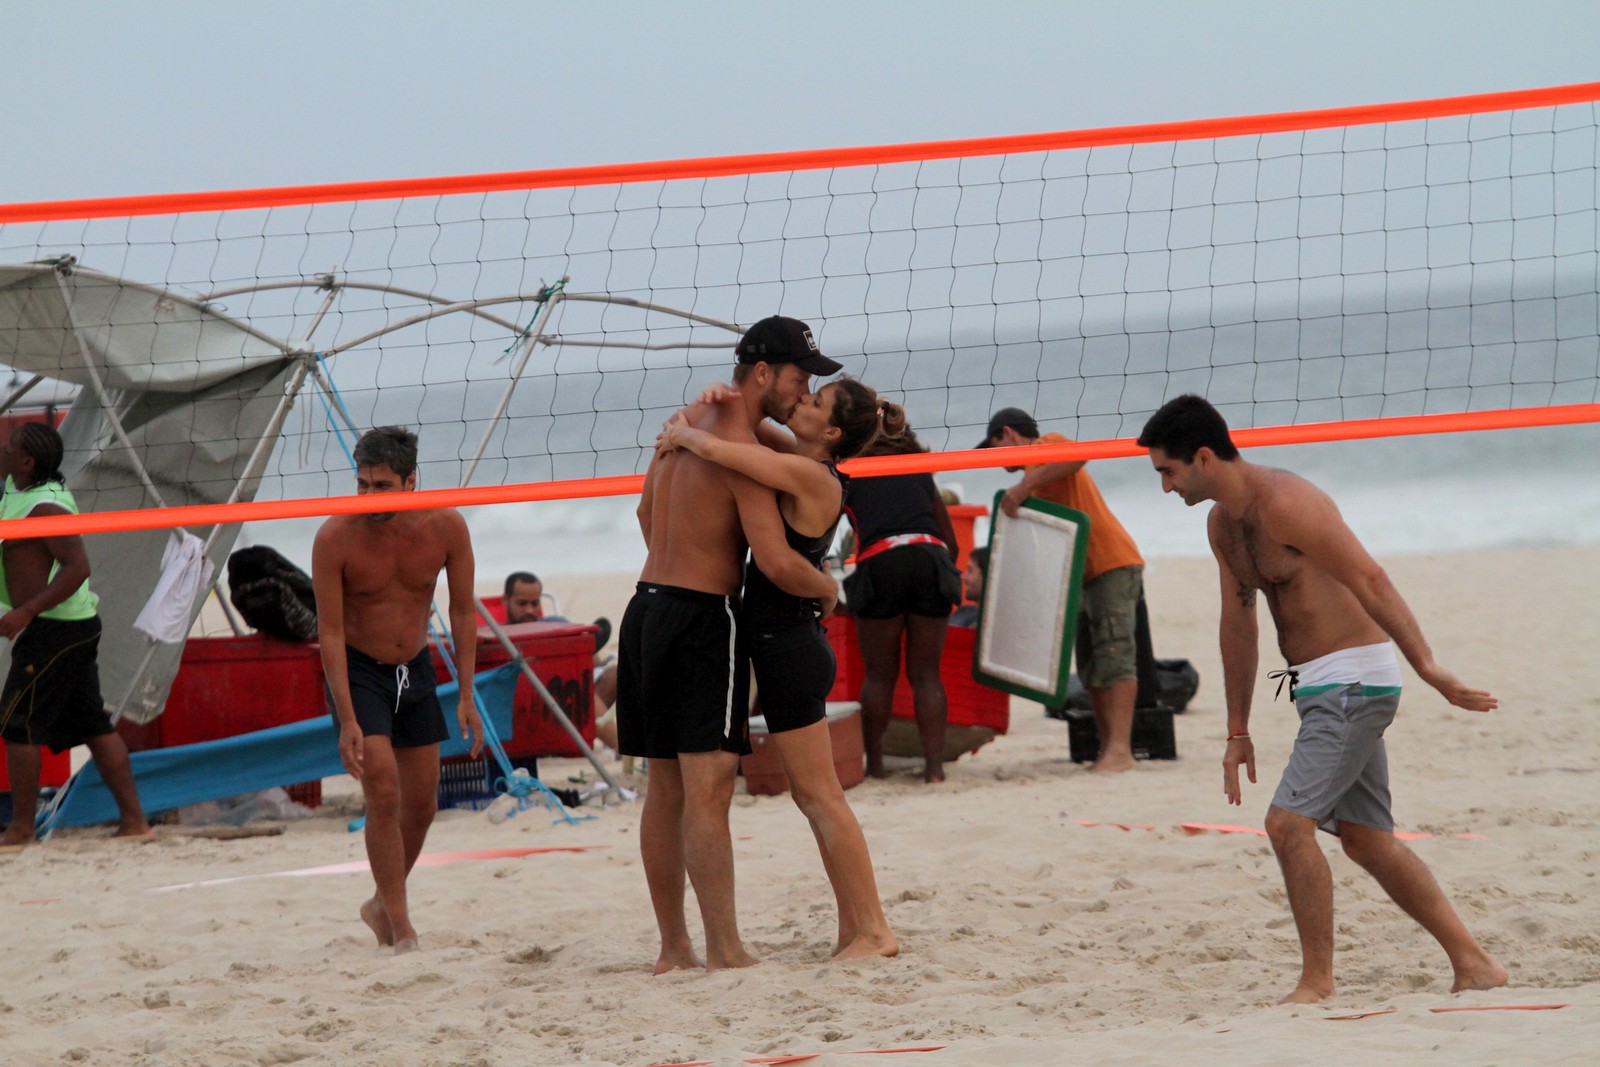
[{"left": 1294, "top": 682, "right": 1402, "bottom": 698}]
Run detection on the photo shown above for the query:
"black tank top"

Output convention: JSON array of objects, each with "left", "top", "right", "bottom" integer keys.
[
  {"left": 841, "top": 470, "right": 942, "bottom": 547},
  {"left": 743, "top": 464, "right": 848, "bottom": 626}
]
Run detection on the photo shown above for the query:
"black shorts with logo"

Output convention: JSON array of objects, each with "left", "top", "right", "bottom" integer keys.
[
  {"left": 749, "top": 619, "right": 834, "bottom": 734},
  {"left": 615, "top": 583, "right": 750, "bottom": 759}
]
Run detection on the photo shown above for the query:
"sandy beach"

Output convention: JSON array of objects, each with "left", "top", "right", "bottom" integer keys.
[{"left": 2, "top": 544, "right": 1597, "bottom": 1066}]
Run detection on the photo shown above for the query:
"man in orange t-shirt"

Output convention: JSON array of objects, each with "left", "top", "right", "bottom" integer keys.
[{"left": 980, "top": 407, "right": 1145, "bottom": 773}]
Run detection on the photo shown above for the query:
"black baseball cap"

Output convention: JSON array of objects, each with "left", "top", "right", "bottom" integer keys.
[
  {"left": 735, "top": 315, "right": 842, "bottom": 376},
  {"left": 976, "top": 407, "right": 1039, "bottom": 448}
]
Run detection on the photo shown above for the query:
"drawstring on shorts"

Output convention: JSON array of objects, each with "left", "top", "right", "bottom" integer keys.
[{"left": 393, "top": 662, "right": 411, "bottom": 716}]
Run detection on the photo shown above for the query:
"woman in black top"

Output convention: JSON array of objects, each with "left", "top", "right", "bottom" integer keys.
[
  {"left": 841, "top": 425, "right": 961, "bottom": 783},
  {"left": 660, "top": 376, "right": 902, "bottom": 960}
]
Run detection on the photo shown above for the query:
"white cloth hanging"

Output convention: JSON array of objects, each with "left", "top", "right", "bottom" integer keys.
[{"left": 133, "top": 530, "right": 214, "bottom": 643}]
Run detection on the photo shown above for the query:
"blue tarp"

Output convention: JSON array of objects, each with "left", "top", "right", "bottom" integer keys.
[{"left": 41, "top": 663, "right": 520, "bottom": 831}]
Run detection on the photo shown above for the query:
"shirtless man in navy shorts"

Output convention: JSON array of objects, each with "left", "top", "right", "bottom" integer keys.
[
  {"left": 617, "top": 315, "right": 842, "bottom": 973},
  {"left": 313, "top": 426, "right": 482, "bottom": 954},
  {"left": 1139, "top": 395, "right": 1506, "bottom": 1003}
]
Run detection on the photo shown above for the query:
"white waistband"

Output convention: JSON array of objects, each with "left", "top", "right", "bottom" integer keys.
[{"left": 1290, "top": 641, "right": 1401, "bottom": 689}]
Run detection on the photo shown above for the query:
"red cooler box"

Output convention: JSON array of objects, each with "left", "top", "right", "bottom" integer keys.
[
  {"left": 823, "top": 615, "right": 1008, "bottom": 735},
  {"left": 119, "top": 635, "right": 328, "bottom": 750},
  {"left": 432, "top": 621, "right": 596, "bottom": 758}
]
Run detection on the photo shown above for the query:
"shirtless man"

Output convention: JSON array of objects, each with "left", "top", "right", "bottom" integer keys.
[
  {"left": 0, "top": 423, "right": 151, "bottom": 845},
  {"left": 313, "top": 426, "right": 481, "bottom": 954},
  {"left": 617, "top": 315, "right": 842, "bottom": 973},
  {"left": 1138, "top": 395, "right": 1507, "bottom": 1003}
]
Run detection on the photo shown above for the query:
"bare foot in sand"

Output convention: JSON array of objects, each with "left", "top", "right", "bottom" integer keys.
[
  {"left": 705, "top": 947, "right": 760, "bottom": 971},
  {"left": 114, "top": 819, "right": 154, "bottom": 844},
  {"left": 361, "top": 897, "right": 395, "bottom": 947},
  {"left": 653, "top": 947, "right": 705, "bottom": 975},
  {"left": 388, "top": 916, "right": 419, "bottom": 954},
  {"left": 1090, "top": 750, "right": 1137, "bottom": 774},
  {"left": 0, "top": 826, "right": 36, "bottom": 848},
  {"left": 1452, "top": 958, "right": 1509, "bottom": 993},
  {"left": 833, "top": 931, "right": 899, "bottom": 961},
  {"left": 1278, "top": 982, "right": 1334, "bottom": 1005},
  {"left": 923, "top": 765, "right": 945, "bottom": 784}
]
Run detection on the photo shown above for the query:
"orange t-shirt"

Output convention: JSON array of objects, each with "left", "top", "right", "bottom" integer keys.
[{"left": 1027, "top": 433, "right": 1144, "bottom": 582}]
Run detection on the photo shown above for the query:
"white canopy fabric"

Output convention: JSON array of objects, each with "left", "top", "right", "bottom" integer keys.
[
  {"left": 0, "top": 261, "right": 291, "bottom": 392},
  {"left": 0, "top": 260, "right": 301, "bottom": 722}
]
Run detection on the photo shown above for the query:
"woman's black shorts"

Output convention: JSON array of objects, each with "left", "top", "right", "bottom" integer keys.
[{"left": 843, "top": 543, "right": 962, "bottom": 620}]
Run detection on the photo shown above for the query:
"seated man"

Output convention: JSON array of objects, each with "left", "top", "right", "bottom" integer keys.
[
  {"left": 949, "top": 546, "right": 987, "bottom": 628},
  {"left": 502, "top": 570, "right": 611, "bottom": 652}
]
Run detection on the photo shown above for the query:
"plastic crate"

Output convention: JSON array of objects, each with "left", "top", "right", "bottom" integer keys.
[
  {"left": 437, "top": 753, "right": 539, "bottom": 811},
  {"left": 1064, "top": 706, "right": 1178, "bottom": 763},
  {"left": 284, "top": 781, "right": 322, "bottom": 809}
]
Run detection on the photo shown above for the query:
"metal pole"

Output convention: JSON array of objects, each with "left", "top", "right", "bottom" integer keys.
[
  {"left": 0, "top": 374, "right": 45, "bottom": 418},
  {"left": 460, "top": 280, "right": 567, "bottom": 486},
  {"left": 52, "top": 272, "right": 171, "bottom": 510},
  {"left": 473, "top": 597, "right": 624, "bottom": 796}
]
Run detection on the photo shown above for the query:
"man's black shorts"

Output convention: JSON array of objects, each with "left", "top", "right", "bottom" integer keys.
[
  {"left": 0, "top": 615, "right": 114, "bottom": 753},
  {"left": 615, "top": 582, "right": 750, "bottom": 759},
  {"left": 328, "top": 643, "right": 450, "bottom": 749}
]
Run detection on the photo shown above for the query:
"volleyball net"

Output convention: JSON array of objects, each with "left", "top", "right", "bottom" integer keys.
[{"left": 2, "top": 80, "right": 1598, "bottom": 541}]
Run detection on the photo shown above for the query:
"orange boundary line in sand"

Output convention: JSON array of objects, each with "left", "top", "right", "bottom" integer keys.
[
  {"left": 151, "top": 845, "right": 604, "bottom": 892},
  {"left": 656, "top": 1046, "right": 947, "bottom": 1067},
  {"left": 1179, "top": 823, "right": 1268, "bottom": 837},
  {"left": 1326, "top": 1004, "right": 1568, "bottom": 1020},
  {"left": 5, "top": 82, "right": 1597, "bottom": 223},
  {"left": 1428, "top": 1004, "right": 1568, "bottom": 1013},
  {"left": 1, "top": 404, "right": 1595, "bottom": 541},
  {"left": 1177, "top": 823, "right": 1485, "bottom": 840}
]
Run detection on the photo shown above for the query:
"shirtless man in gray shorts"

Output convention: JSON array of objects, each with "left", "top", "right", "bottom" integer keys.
[{"left": 1139, "top": 395, "right": 1507, "bottom": 1004}]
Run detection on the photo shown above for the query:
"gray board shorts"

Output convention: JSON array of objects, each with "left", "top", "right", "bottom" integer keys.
[{"left": 1271, "top": 682, "right": 1400, "bottom": 836}]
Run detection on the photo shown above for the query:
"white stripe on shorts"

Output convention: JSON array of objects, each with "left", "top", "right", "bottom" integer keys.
[{"left": 722, "top": 597, "right": 736, "bottom": 739}]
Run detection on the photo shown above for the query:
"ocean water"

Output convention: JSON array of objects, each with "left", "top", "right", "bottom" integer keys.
[{"left": 241, "top": 420, "right": 1599, "bottom": 584}]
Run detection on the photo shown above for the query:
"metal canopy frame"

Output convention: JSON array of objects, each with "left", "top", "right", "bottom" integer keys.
[{"left": 2, "top": 260, "right": 747, "bottom": 796}]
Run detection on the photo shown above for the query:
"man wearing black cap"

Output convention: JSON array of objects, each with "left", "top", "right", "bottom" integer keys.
[
  {"left": 979, "top": 407, "right": 1146, "bottom": 773},
  {"left": 616, "top": 314, "right": 841, "bottom": 973},
  {"left": 732, "top": 314, "right": 844, "bottom": 379}
]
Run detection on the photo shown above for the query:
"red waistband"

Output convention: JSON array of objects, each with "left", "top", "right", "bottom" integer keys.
[{"left": 854, "top": 532, "right": 947, "bottom": 563}]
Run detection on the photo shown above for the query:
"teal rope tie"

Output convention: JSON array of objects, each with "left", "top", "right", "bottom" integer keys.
[
  {"left": 429, "top": 601, "right": 592, "bottom": 826},
  {"left": 493, "top": 768, "right": 592, "bottom": 826},
  {"left": 501, "top": 278, "right": 566, "bottom": 356}
]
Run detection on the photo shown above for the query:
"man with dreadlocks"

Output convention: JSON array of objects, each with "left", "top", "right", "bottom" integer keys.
[{"left": 0, "top": 421, "right": 152, "bottom": 845}]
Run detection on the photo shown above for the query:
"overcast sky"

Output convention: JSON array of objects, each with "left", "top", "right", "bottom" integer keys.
[{"left": 4, "top": 1, "right": 1598, "bottom": 204}]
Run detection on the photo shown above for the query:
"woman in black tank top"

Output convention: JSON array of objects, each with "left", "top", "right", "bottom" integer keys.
[{"left": 659, "top": 375, "right": 905, "bottom": 960}]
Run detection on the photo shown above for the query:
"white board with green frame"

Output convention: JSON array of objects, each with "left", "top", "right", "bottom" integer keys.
[{"left": 971, "top": 491, "right": 1089, "bottom": 705}]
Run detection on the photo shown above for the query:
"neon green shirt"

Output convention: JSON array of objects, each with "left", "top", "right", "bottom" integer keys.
[{"left": 0, "top": 475, "right": 99, "bottom": 620}]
